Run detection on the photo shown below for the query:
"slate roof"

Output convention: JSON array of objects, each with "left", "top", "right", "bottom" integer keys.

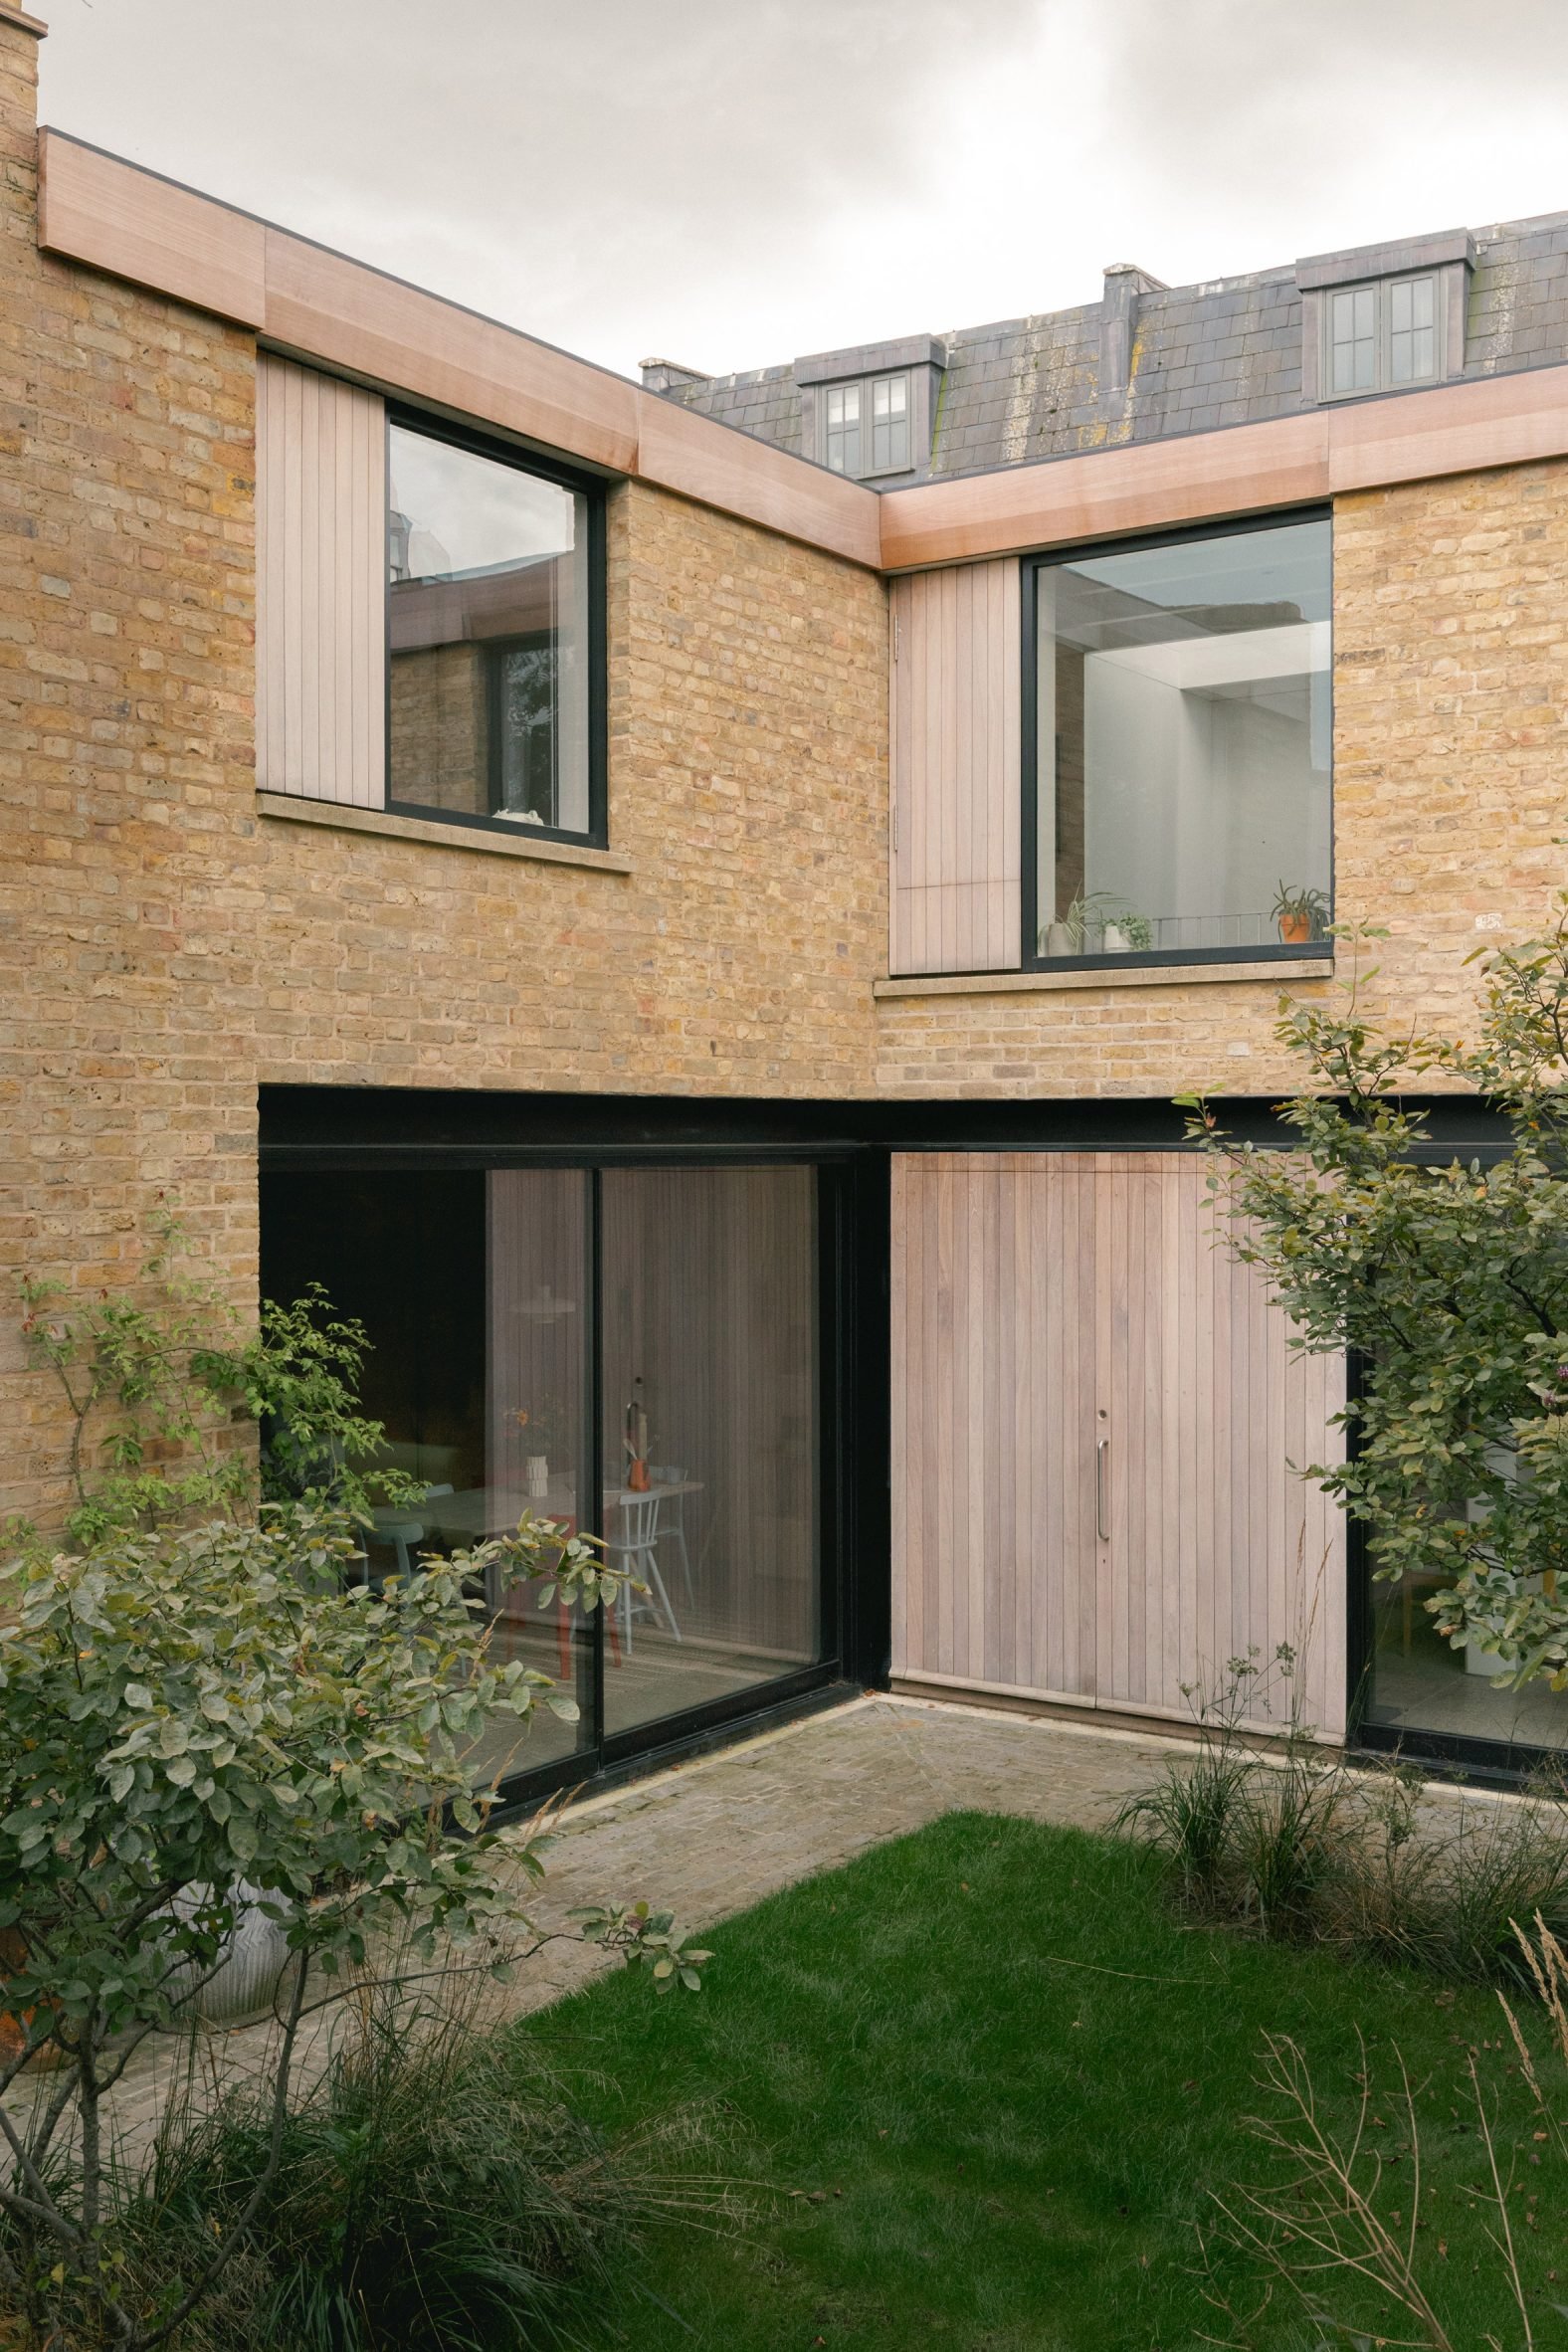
[{"left": 644, "top": 207, "right": 1568, "bottom": 484}]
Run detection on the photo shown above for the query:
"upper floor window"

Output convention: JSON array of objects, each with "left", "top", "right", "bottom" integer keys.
[
  {"left": 387, "top": 420, "right": 602, "bottom": 842},
  {"left": 823, "top": 370, "right": 910, "bottom": 477},
  {"left": 1329, "top": 274, "right": 1438, "bottom": 397},
  {"left": 1029, "top": 517, "right": 1332, "bottom": 968}
]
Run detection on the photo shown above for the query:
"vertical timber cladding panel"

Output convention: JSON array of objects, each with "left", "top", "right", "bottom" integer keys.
[
  {"left": 890, "top": 1154, "right": 1098, "bottom": 1698},
  {"left": 888, "top": 560, "right": 1022, "bottom": 975},
  {"left": 256, "top": 353, "right": 386, "bottom": 806},
  {"left": 889, "top": 1153, "right": 1347, "bottom": 1737}
]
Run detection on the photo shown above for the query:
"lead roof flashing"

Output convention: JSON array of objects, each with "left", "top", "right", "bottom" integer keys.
[
  {"left": 793, "top": 333, "right": 949, "bottom": 387},
  {"left": 1295, "top": 229, "right": 1475, "bottom": 291}
]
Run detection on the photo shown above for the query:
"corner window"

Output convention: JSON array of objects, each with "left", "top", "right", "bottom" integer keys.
[
  {"left": 387, "top": 420, "right": 602, "bottom": 842},
  {"left": 1029, "top": 517, "right": 1332, "bottom": 966},
  {"left": 1328, "top": 275, "right": 1437, "bottom": 398},
  {"left": 823, "top": 371, "right": 910, "bottom": 477}
]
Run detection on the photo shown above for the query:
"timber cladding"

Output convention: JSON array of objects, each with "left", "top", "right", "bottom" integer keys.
[{"left": 890, "top": 1153, "right": 1347, "bottom": 1739}]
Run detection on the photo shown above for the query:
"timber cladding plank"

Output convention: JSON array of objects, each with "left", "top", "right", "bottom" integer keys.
[
  {"left": 888, "top": 560, "right": 1022, "bottom": 977},
  {"left": 256, "top": 355, "right": 385, "bottom": 808},
  {"left": 889, "top": 1152, "right": 1347, "bottom": 1739}
]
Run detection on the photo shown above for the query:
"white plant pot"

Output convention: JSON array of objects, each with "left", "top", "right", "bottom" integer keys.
[
  {"left": 1101, "top": 923, "right": 1128, "bottom": 954},
  {"left": 526, "top": 1454, "right": 549, "bottom": 1498},
  {"left": 1044, "top": 922, "right": 1076, "bottom": 957},
  {"left": 169, "top": 1881, "right": 291, "bottom": 2025}
]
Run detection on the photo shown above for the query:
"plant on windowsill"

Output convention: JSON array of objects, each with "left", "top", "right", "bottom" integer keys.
[
  {"left": 1270, "top": 881, "right": 1329, "bottom": 946},
  {"left": 1040, "top": 892, "right": 1153, "bottom": 957}
]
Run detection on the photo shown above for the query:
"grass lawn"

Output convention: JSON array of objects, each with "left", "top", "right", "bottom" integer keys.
[{"left": 520, "top": 1812, "right": 1564, "bottom": 2352}]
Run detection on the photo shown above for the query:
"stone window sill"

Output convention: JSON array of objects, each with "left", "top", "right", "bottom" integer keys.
[
  {"left": 874, "top": 957, "right": 1333, "bottom": 1000},
  {"left": 256, "top": 792, "right": 635, "bottom": 875}
]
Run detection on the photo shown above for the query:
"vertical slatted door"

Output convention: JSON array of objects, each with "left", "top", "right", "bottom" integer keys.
[
  {"left": 890, "top": 1153, "right": 1098, "bottom": 1702},
  {"left": 1092, "top": 1157, "right": 1346, "bottom": 1737},
  {"left": 890, "top": 1151, "right": 1348, "bottom": 1739}
]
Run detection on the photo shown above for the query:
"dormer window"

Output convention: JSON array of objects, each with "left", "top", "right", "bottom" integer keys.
[
  {"left": 1297, "top": 233, "right": 1471, "bottom": 406},
  {"left": 1329, "top": 274, "right": 1438, "bottom": 396},
  {"left": 795, "top": 336, "right": 946, "bottom": 481},
  {"left": 823, "top": 371, "right": 910, "bottom": 477}
]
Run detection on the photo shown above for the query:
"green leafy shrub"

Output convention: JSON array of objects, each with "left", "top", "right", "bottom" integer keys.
[
  {"left": 0, "top": 1218, "right": 701, "bottom": 2351},
  {"left": 1182, "top": 913, "right": 1568, "bottom": 1691}
]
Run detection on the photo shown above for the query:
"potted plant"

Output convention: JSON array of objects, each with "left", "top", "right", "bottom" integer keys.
[
  {"left": 1101, "top": 905, "right": 1152, "bottom": 954},
  {"left": 1272, "top": 881, "right": 1329, "bottom": 945}
]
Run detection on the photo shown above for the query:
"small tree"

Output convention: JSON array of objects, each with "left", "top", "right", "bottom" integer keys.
[
  {"left": 1184, "top": 918, "right": 1568, "bottom": 1693},
  {"left": 0, "top": 1228, "right": 703, "bottom": 2350}
]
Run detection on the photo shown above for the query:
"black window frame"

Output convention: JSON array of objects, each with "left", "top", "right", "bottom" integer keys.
[
  {"left": 384, "top": 403, "right": 609, "bottom": 852},
  {"left": 1020, "top": 505, "right": 1336, "bottom": 977}
]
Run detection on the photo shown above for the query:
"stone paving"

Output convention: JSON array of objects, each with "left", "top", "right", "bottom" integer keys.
[{"left": 11, "top": 1691, "right": 1528, "bottom": 2159}]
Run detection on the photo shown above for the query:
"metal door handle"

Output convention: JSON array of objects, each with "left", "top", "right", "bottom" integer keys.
[{"left": 1096, "top": 1437, "right": 1109, "bottom": 1543}]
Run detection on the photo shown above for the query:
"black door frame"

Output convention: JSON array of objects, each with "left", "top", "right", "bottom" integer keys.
[{"left": 259, "top": 1096, "right": 891, "bottom": 1812}]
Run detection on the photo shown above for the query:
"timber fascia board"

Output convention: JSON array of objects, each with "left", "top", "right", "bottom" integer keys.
[
  {"left": 36, "top": 129, "right": 882, "bottom": 571},
  {"left": 879, "top": 362, "right": 1568, "bottom": 569}
]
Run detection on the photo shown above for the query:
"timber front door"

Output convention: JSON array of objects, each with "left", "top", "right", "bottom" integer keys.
[{"left": 890, "top": 1152, "right": 1346, "bottom": 1738}]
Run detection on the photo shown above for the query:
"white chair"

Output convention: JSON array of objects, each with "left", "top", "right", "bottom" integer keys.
[
  {"left": 606, "top": 1490, "right": 681, "bottom": 1653},
  {"left": 650, "top": 1465, "right": 695, "bottom": 1608}
]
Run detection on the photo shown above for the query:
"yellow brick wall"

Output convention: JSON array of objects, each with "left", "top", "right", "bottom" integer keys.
[
  {"left": 0, "top": 17, "right": 260, "bottom": 1521},
  {"left": 0, "top": 19, "right": 887, "bottom": 1523},
  {"left": 874, "top": 463, "right": 1568, "bottom": 1096},
  {"left": 8, "top": 0, "right": 1568, "bottom": 1532},
  {"left": 250, "top": 480, "right": 887, "bottom": 1094}
]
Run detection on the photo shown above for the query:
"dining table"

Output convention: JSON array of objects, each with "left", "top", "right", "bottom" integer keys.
[{"left": 380, "top": 1478, "right": 703, "bottom": 1676}]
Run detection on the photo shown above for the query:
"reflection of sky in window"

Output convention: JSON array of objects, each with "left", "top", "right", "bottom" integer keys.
[
  {"left": 390, "top": 425, "right": 578, "bottom": 580},
  {"left": 1066, "top": 522, "right": 1330, "bottom": 624}
]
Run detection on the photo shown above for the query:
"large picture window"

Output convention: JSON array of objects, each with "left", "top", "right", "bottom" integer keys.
[
  {"left": 388, "top": 420, "right": 601, "bottom": 841},
  {"left": 1029, "top": 517, "right": 1332, "bottom": 966}
]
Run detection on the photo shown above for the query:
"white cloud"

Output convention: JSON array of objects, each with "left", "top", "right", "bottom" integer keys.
[{"left": 36, "top": 0, "right": 1568, "bottom": 377}]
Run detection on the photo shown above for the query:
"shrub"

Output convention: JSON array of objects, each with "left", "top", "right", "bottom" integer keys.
[
  {"left": 108, "top": 1974, "right": 718, "bottom": 2352},
  {"left": 1, "top": 1221, "right": 701, "bottom": 2352},
  {"left": 1182, "top": 913, "right": 1568, "bottom": 1691}
]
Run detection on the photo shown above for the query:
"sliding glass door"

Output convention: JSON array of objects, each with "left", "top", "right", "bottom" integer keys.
[
  {"left": 599, "top": 1167, "right": 819, "bottom": 1736},
  {"left": 261, "top": 1159, "right": 831, "bottom": 1796}
]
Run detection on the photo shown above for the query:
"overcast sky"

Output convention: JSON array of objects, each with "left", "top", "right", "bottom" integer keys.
[{"left": 36, "top": 1, "right": 1568, "bottom": 383}]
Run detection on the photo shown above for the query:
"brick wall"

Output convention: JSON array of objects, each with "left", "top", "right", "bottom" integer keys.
[
  {"left": 874, "top": 462, "right": 1568, "bottom": 1096},
  {"left": 250, "top": 480, "right": 887, "bottom": 1095},
  {"left": 0, "top": 20, "right": 887, "bottom": 1522},
  {"left": 0, "top": 13, "right": 260, "bottom": 1522}
]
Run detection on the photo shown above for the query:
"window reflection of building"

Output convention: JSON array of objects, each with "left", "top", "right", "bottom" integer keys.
[{"left": 387, "top": 423, "right": 591, "bottom": 837}]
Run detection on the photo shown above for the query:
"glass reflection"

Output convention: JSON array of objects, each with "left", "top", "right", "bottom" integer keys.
[
  {"left": 1035, "top": 520, "right": 1332, "bottom": 959},
  {"left": 388, "top": 424, "right": 591, "bottom": 835}
]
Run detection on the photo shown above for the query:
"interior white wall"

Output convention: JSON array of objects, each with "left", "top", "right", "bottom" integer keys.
[{"left": 1080, "top": 623, "right": 1330, "bottom": 947}]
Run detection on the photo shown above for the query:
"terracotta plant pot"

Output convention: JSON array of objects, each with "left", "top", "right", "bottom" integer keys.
[
  {"left": 1277, "top": 913, "right": 1312, "bottom": 944},
  {"left": 0, "top": 1926, "right": 58, "bottom": 2070}
]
